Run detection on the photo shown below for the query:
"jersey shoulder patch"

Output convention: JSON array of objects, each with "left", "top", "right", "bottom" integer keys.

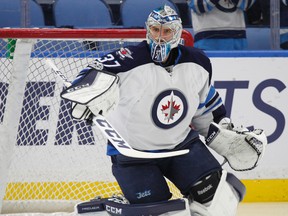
[{"left": 97, "top": 41, "right": 152, "bottom": 74}]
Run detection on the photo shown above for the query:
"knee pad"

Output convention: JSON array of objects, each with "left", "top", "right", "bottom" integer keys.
[
  {"left": 188, "top": 170, "right": 246, "bottom": 216},
  {"left": 186, "top": 170, "right": 222, "bottom": 204}
]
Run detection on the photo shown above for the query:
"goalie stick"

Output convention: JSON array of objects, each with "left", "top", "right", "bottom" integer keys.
[{"left": 46, "top": 59, "right": 189, "bottom": 159}]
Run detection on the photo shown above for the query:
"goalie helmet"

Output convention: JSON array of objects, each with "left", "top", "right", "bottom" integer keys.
[{"left": 146, "top": 5, "right": 182, "bottom": 63}]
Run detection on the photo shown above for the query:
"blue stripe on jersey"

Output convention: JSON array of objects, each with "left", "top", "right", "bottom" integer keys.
[
  {"left": 203, "top": 97, "right": 223, "bottom": 115},
  {"left": 281, "top": 32, "right": 288, "bottom": 44},
  {"left": 194, "top": 30, "right": 246, "bottom": 41},
  {"left": 198, "top": 86, "right": 216, "bottom": 109},
  {"left": 238, "top": 0, "right": 246, "bottom": 10},
  {"left": 107, "top": 143, "right": 119, "bottom": 155},
  {"left": 238, "top": 0, "right": 255, "bottom": 11},
  {"left": 194, "top": 38, "right": 247, "bottom": 50},
  {"left": 197, "top": 0, "right": 206, "bottom": 13},
  {"left": 206, "top": 1, "right": 215, "bottom": 11},
  {"left": 174, "top": 48, "right": 182, "bottom": 65}
]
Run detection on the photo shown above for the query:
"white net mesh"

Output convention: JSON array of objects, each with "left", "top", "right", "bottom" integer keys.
[{"left": 0, "top": 29, "right": 193, "bottom": 214}]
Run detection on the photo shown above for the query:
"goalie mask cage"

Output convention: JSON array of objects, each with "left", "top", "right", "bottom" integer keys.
[{"left": 0, "top": 28, "right": 193, "bottom": 214}]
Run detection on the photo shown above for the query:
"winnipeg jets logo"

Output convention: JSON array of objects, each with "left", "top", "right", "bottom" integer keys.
[
  {"left": 161, "top": 91, "right": 181, "bottom": 123},
  {"left": 217, "top": 0, "right": 237, "bottom": 12},
  {"left": 117, "top": 48, "right": 133, "bottom": 60},
  {"left": 152, "top": 89, "right": 188, "bottom": 129}
]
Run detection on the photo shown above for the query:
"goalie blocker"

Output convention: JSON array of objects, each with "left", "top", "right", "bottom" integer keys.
[{"left": 61, "top": 63, "right": 120, "bottom": 120}]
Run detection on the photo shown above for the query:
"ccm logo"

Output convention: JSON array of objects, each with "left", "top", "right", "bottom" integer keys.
[
  {"left": 206, "top": 131, "right": 217, "bottom": 143},
  {"left": 66, "top": 83, "right": 90, "bottom": 92},
  {"left": 105, "top": 205, "right": 122, "bottom": 214},
  {"left": 95, "top": 118, "right": 131, "bottom": 149}
]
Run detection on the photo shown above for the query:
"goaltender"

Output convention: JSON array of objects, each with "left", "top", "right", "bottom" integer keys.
[{"left": 61, "top": 5, "right": 267, "bottom": 216}]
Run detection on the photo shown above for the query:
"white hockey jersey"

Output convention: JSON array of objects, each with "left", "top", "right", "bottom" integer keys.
[
  {"left": 189, "top": 0, "right": 256, "bottom": 50},
  {"left": 79, "top": 41, "right": 227, "bottom": 155}
]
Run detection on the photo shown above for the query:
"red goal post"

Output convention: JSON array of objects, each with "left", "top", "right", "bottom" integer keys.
[
  {"left": 0, "top": 28, "right": 194, "bottom": 45},
  {"left": 0, "top": 28, "right": 193, "bottom": 214}
]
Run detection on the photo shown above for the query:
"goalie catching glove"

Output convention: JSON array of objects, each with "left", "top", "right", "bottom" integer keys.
[
  {"left": 206, "top": 118, "right": 267, "bottom": 171},
  {"left": 61, "top": 66, "right": 120, "bottom": 120}
]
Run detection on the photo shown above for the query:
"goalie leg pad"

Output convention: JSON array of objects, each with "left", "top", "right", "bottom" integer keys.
[
  {"left": 75, "top": 196, "right": 191, "bottom": 216},
  {"left": 206, "top": 170, "right": 245, "bottom": 216},
  {"left": 206, "top": 122, "right": 267, "bottom": 171},
  {"left": 105, "top": 197, "right": 191, "bottom": 216},
  {"left": 75, "top": 197, "right": 110, "bottom": 215}
]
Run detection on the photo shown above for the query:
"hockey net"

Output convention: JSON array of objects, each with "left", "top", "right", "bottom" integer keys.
[{"left": 0, "top": 28, "right": 194, "bottom": 214}]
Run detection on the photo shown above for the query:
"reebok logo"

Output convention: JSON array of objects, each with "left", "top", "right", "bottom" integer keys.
[{"left": 197, "top": 184, "right": 213, "bottom": 195}]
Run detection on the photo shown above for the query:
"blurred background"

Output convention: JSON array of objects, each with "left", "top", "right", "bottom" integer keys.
[{"left": 0, "top": 0, "right": 286, "bottom": 50}]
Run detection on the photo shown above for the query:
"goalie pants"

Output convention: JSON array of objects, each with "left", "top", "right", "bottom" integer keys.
[{"left": 111, "top": 138, "right": 222, "bottom": 204}]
